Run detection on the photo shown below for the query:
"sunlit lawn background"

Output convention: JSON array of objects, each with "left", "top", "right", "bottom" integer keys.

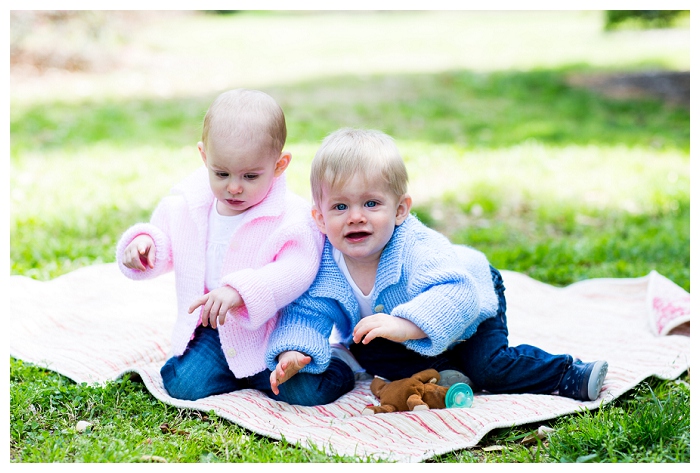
[{"left": 10, "top": 10, "right": 690, "bottom": 462}]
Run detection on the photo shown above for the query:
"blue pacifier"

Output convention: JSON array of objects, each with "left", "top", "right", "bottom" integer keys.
[{"left": 445, "top": 382, "right": 474, "bottom": 408}]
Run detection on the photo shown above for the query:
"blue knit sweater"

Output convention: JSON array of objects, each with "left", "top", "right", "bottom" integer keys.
[{"left": 265, "top": 215, "right": 498, "bottom": 374}]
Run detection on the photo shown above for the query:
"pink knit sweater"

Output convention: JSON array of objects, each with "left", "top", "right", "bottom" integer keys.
[{"left": 116, "top": 166, "right": 324, "bottom": 377}]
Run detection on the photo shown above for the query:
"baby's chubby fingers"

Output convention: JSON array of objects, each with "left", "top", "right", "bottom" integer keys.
[
  {"left": 122, "top": 250, "right": 140, "bottom": 271},
  {"left": 358, "top": 327, "right": 381, "bottom": 344},
  {"left": 352, "top": 326, "right": 368, "bottom": 344},
  {"left": 291, "top": 354, "right": 312, "bottom": 371},
  {"left": 270, "top": 357, "right": 296, "bottom": 395},
  {"left": 207, "top": 299, "right": 228, "bottom": 327},
  {"left": 123, "top": 246, "right": 146, "bottom": 271},
  {"left": 355, "top": 314, "right": 427, "bottom": 344},
  {"left": 352, "top": 315, "right": 382, "bottom": 343},
  {"left": 270, "top": 364, "right": 286, "bottom": 395},
  {"left": 188, "top": 295, "right": 209, "bottom": 326},
  {"left": 123, "top": 235, "right": 155, "bottom": 271},
  {"left": 138, "top": 242, "right": 155, "bottom": 269},
  {"left": 270, "top": 365, "right": 281, "bottom": 395},
  {"left": 188, "top": 296, "right": 204, "bottom": 315}
]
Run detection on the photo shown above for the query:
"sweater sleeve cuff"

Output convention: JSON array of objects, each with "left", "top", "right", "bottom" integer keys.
[
  {"left": 265, "top": 324, "right": 331, "bottom": 374},
  {"left": 222, "top": 269, "right": 278, "bottom": 329},
  {"left": 115, "top": 223, "right": 171, "bottom": 280}
]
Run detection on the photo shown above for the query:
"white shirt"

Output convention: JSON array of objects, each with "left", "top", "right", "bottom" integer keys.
[
  {"left": 205, "top": 202, "right": 244, "bottom": 292},
  {"left": 330, "top": 247, "right": 376, "bottom": 345},
  {"left": 332, "top": 246, "right": 376, "bottom": 318}
]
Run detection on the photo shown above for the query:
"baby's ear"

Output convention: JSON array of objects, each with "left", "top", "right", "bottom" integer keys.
[
  {"left": 395, "top": 194, "right": 413, "bottom": 225},
  {"left": 311, "top": 206, "right": 327, "bottom": 235},
  {"left": 198, "top": 142, "right": 207, "bottom": 165},
  {"left": 273, "top": 152, "right": 292, "bottom": 177}
]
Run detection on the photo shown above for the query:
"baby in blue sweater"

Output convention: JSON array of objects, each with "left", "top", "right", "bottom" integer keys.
[{"left": 266, "top": 128, "right": 608, "bottom": 405}]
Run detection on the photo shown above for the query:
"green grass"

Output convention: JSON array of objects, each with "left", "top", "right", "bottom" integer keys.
[
  {"left": 10, "top": 69, "right": 690, "bottom": 155},
  {"left": 545, "top": 379, "right": 691, "bottom": 462},
  {"left": 9, "top": 359, "right": 361, "bottom": 462},
  {"left": 421, "top": 189, "right": 690, "bottom": 291},
  {"left": 10, "top": 10, "right": 690, "bottom": 463},
  {"left": 10, "top": 358, "right": 690, "bottom": 463},
  {"left": 433, "top": 376, "right": 690, "bottom": 463},
  {"left": 9, "top": 71, "right": 691, "bottom": 283}
]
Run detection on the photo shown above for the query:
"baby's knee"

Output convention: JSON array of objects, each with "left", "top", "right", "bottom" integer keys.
[{"left": 160, "top": 361, "right": 205, "bottom": 401}]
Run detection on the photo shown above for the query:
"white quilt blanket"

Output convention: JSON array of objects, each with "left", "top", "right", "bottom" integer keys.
[{"left": 9, "top": 263, "right": 690, "bottom": 462}]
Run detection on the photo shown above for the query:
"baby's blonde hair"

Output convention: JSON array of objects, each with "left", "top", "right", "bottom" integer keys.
[
  {"left": 310, "top": 128, "right": 408, "bottom": 206},
  {"left": 201, "top": 89, "right": 286, "bottom": 155}
]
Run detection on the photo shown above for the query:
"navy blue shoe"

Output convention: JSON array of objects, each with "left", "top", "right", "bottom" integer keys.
[{"left": 558, "top": 360, "right": 608, "bottom": 401}]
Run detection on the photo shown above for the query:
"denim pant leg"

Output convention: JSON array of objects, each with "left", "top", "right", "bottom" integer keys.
[
  {"left": 241, "top": 358, "right": 355, "bottom": 406},
  {"left": 449, "top": 266, "right": 572, "bottom": 394},
  {"left": 262, "top": 358, "right": 356, "bottom": 406},
  {"left": 160, "top": 325, "right": 242, "bottom": 400},
  {"left": 350, "top": 337, "right": 455, "bottom": 381}
]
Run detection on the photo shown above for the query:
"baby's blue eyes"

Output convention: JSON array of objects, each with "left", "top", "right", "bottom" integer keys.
[{"left": 333, "top": 201, "right": 378, "bottom": 211}]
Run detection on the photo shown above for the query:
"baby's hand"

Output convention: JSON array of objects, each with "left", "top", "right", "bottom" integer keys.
[
  {"left": 188, "top": 286, "right": 243, "bottom": 329},
  {"left": 270, "top": 350, "right": 311, "bottom": 395},
  {"left": 352, "top": 313, "right": 427, "bottom": 344},
  {"left": 122, "top": 235, "right": 155, "bottom": 271}
]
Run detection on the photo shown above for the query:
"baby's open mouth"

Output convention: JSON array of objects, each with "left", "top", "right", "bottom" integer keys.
[{"left": 346, "top": 231, "right": 371, "bottom": 240}]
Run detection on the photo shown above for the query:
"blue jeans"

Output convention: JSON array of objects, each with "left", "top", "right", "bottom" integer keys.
[
  {"left": 350, "top": 266, "right": 573, "bottom": 394},
  {"left": 161, "top": 325, "right": 355, "bottom": 405}
]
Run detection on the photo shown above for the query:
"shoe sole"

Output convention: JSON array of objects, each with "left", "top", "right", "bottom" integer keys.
[{"left": 587, "top": 361, "right": 608, "bottom": 400}]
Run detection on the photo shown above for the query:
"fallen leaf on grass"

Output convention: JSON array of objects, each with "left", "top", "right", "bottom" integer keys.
[
  {"left": 482, "top": 445, "right": 506, "bottom": 452},
  {"left": 75, "top": 421, "right": 92, "bottom": 432},
  {"left": 140, "top": 455, "right": 167, "bottom": 463},
  {"left": 159, "top": 423, "right": 189, "bottom": 436},
  {"left": 521, "top": 426, "right": 554, "bottom": 444}
]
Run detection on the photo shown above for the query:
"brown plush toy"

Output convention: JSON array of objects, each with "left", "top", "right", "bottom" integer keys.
[{"left": 362, "top": 368, "right": 449, "bottom": 415}]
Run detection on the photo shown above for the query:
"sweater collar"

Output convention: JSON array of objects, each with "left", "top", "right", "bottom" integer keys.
[
  {"left": 373, "top": 215, "right": 412, "bottom": 294},
  {"left": 309, "top": 215, "right": 415, "bottom": 303},
  {"left": 310, "top": 239, "right": 359, "bottom": 315}
]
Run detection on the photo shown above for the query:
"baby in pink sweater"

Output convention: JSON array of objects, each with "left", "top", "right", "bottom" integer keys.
[{"left": 117, "top": 89, "right": 326, "bottom": 402}]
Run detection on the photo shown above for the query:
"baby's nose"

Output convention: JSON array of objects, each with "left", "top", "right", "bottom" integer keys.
[
  {"left": 348, "top": 209, "right": 366, "bottom": 223},
  {"left": 227, "top": 180, "right": 243, "bottom": 195}
]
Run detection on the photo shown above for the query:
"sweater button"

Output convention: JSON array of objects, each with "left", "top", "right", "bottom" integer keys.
[
  {"left": 226, "top": 348, "right": 237, "bottom": 358},
  {"left": 374, "top": 304, "right": 384, "bottom": 313}
]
